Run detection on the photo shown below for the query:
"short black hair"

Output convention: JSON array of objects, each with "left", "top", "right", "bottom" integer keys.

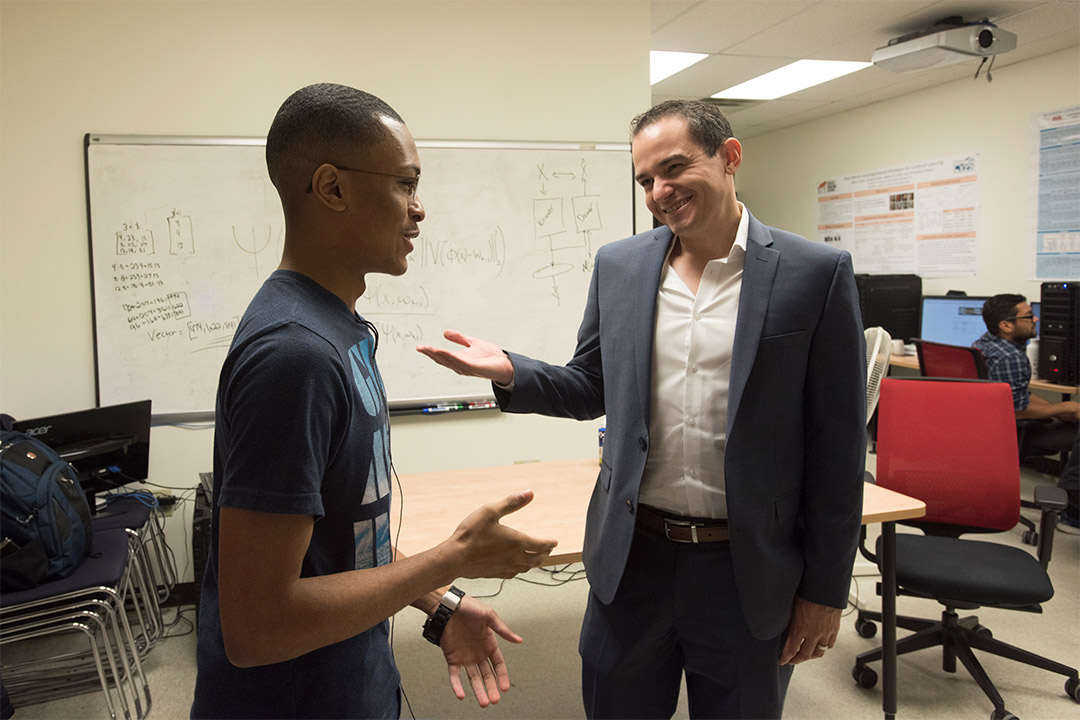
[
  {"left": 982, "top": 293, "right": 1027, "bottom": 336},
  {"left": 630, "top": 99, "right": 734, "bottom": 157},
  {"left": 265, "top": 83, "right": 404, "bottom": 196}
]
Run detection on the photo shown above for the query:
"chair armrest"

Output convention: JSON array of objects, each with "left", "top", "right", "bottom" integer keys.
[
  {"left": 1034, "top": 486, "right": 1067, "bottom": 569},
  {"left": 859, "top": 473, "right": 879, "bottom": 564},
  {"left": 1034, "top": 485, "right": 1067, "bottom": 511}
]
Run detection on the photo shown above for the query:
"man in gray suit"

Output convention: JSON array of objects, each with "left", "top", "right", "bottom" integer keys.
[{"left": 418, "top": 100, "right": 865, "bottom": 719}]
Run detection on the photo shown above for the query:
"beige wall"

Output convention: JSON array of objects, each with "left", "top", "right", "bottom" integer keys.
[
  {"left": 736, "top": 46, "right": 1080, "bottom": 300},
  {"left": 0, "top": 0, "right": 651, "bottom": 579}
]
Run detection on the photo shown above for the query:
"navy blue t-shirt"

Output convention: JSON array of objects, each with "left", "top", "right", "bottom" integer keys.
[{"left": 192, "top": 270, "right": 399, "bottom": 719}]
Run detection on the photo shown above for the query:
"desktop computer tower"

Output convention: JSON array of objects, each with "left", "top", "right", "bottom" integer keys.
[
  {"left": 855, "top": 274, "right": 922, "bottom": 342},
  {"left": 192, "top": 472, "right": 214, "bottom": 628},
  {"left": 1038, "top": 282, "right": 1079, "bottom": 385}
]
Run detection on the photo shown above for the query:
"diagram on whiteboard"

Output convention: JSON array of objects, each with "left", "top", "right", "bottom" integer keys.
[{"left": 532, "top": 158, "right": 603, "bottom": 303}]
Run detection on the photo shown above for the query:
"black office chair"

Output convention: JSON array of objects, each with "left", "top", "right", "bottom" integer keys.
[{"left": 852, "top": 378, "right": 1079, "bottom": 720}]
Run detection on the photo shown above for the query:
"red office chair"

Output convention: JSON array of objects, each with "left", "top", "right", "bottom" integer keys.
[
  {"left": 913, "top": 338, "right": 988, "bottom": 378},
  {"left": 852, "top": 378, "right": 1079, "bottom": 720},
  {"left": 912, "top": 338, "right": 1046, "bottom": 545}
]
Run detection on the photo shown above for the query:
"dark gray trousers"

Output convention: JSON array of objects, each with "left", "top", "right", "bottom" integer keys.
[{"left": 580, "top": 525, "right": 794, "bottom": 719}]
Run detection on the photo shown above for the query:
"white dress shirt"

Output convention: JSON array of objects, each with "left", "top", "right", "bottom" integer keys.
[{"left": 638, "top": 204, "right": 749, "bottom": 519}]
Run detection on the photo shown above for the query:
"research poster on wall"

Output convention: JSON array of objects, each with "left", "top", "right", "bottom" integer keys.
[
  {"left": 815, "top": 153, "right": 980, "bottom": 278},
  {"left": 1033, "top": 106, "right": 1080, "bottom": 279}
]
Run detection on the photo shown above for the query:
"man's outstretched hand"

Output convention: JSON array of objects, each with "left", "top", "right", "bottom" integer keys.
[{"left": 417, "top": 330, "right": 514, "bottom": 386}]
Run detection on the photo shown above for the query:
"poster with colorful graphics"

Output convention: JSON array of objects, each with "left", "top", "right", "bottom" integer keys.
[{"left": 816, "top": 153, "right": 980, "bottom": 278}]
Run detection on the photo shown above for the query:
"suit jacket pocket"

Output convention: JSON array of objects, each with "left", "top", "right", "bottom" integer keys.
[
  {"left": 774, "top": 488, "right": 801, "bottom": 522},
  {"left": 759, "top": 330, "right": 808, "bottom": 351},
  {"left": 599, "top": 460, "right": 612, "bottom": 491}
]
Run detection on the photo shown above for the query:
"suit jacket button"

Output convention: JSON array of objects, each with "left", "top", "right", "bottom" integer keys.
[
  {"left": 638, "top": 437, "right": 647, "bottom": 452},
  {"left": 626, "top": 499, "right": 634, "bottom": 514}
]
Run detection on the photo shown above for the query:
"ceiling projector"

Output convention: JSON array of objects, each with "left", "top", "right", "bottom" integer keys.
[{"left": 872, "top": 19, "right": 1017, "bottom": 72}]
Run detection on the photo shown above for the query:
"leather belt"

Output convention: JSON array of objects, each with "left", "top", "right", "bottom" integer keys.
[{"left": 636, "top": 504, "right": 730, "bottom": 544}]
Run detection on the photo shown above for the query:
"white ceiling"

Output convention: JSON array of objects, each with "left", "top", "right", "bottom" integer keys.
[{"left": 651, "top": 0, "right": 1080, "bottom": 137}]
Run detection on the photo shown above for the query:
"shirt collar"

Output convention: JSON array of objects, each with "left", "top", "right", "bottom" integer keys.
[{"left": 731, "top": 201, "right": 749, "bottom": 256}]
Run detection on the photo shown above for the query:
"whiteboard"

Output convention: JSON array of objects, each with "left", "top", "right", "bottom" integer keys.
[{"left": 85, "top": 135, "right": 634, "bottom": 417}]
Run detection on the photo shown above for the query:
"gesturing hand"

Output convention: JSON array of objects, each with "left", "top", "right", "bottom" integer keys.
[
  {"left": 416, "top": 329, "right": 515, "bottom": 386},
  {"left": 451, "top": 491, "right": 558, "bottom": 579},
  {"left": 439, "top": 596, "right": 521, "bottom": 707}
]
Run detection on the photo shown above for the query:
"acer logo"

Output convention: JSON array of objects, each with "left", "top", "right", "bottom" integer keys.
[{"left": 23, "top": 425, "right": 52, "bottom": 437}]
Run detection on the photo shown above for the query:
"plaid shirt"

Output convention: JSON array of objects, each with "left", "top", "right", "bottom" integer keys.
[{"left": 973, "top": 331, "right": 1031, "bottom": 410}]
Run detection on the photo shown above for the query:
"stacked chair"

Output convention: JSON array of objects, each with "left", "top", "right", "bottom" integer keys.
[
  {"left": 92, "top": 494, "right": 178, "bottom": 652},
  {"left": 1, "top": 492, "right": 175, "bottom": 717},
  {"left": 0, "top": 529, "right": 152, "bottom": 719}
]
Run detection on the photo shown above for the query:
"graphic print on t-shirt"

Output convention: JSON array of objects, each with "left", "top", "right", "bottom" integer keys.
[{"left": 348, "top": 333, "right": 393, "bottom": 570}]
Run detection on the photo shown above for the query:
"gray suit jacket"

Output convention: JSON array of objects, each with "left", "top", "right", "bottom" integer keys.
[{"left": 497, "top": 212, "right": 866, "bottom": 639}]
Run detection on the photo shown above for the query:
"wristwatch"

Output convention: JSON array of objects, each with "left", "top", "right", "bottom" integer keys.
[{"left": 422, "top": 585, "right": 465, "bottom": 646}]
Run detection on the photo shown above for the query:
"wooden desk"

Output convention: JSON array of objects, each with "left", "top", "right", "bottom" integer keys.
[
  {"left": 392, "top": 458, "right": 596, "bottom": 565},
  {"left": 889, "top": 355, "right": 1079, "bottom": 396},
  {"left": 393, "top": 459, "right": 925, "bottom": 720}
]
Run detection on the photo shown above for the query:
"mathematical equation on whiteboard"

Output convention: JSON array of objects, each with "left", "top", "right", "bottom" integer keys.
[{"left": 101, "top": 207, "right": 283, "bottom": 356}]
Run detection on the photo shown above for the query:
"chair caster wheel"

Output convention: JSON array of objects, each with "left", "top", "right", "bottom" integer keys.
[
  {"left": 990, "top": 710, "right": 1018, "bottom": 720},
  {"left": 1066, "top": 676, "right": 1080, "bottom": 702},
  {"left": 853, "top": 664, "right": 878, "bottom": 689},
  {"left": 1021, "top": 529, "right": 1038, "bottom": 546},
  {"left": 855, "top": 617, "right": 877, "bottom": 638},
  {"left": 975, "top": 625, "right": 993, "bottom": 639}
]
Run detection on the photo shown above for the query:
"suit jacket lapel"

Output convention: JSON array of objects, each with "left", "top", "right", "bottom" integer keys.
[
  {"left": 728, "top": 213, "right": 779, "bottom": 437},
  {"left": 632, "top": 226, "right": 673, "bottom": 421}
]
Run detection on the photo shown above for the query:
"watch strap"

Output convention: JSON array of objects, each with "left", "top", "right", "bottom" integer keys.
[{"left": 422, "top": 586, "right": 465, "bottom": 646}]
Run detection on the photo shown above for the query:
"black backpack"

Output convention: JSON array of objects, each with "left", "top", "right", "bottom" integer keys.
[{"left": 0, "top": 430, "right": 94, "bottom": 591}]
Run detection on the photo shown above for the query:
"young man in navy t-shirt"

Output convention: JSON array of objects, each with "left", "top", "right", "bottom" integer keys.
[{"left": 192, "top": 84, "right": 557, "bottom": 719}]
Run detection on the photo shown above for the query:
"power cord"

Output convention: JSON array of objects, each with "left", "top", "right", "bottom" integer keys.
[{"left": 974, "top": 54, "right": 995, "bottom": 82}]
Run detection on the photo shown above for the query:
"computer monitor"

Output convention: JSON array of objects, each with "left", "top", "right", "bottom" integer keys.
[
  {"left": 1031, "top": 301, "right": 1040, "bottom": 338},
  {"left": 12, "top": 399, "right": 151, "bottom": 507},
  {"left": 918, "top": 296, "right": 992, "bottom": 347},
  {"left": 855, "top": 274, "right": 922, "bottom": 342}
]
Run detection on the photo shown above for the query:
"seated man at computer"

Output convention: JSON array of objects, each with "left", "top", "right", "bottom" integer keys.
[{"left": 975, "top": 294, "right": 1079, "bottom": 529}]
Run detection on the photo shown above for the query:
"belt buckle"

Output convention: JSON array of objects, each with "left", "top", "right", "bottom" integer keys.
[{"left": 663, "top": 517, "right": 700, "bottom": 544}]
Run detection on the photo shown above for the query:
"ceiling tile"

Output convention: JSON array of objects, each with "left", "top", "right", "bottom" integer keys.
[
  {"left": 651, "top": 0, "right": 813, "bottom": 53},
  {"left": 781, "top": 65, "right": 904, "bottom": 102},
  {"left": 652, "top": 0, "right": 702, "bottom": 30},
  {"left": 724, "top": 97, "right": 828, "bottom": 129},
  {"left": 725, "top": 1, "right": 937, "bottom": 58}
]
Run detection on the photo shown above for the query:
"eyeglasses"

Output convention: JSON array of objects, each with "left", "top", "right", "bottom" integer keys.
[
  {"left": 1004, "top": 314, "right": 1036, "bottom": 322},
  {"left": 306, "top": 164, "right": 420, "bottom": 197}
]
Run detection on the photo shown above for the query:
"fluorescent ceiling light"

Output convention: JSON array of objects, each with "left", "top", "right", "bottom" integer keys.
[
  {"left": 711, "top": 59, "right": 871, "bottom": 100},
  {"left": 651, "top": 50, "right": 708, "bottom": 85}
]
